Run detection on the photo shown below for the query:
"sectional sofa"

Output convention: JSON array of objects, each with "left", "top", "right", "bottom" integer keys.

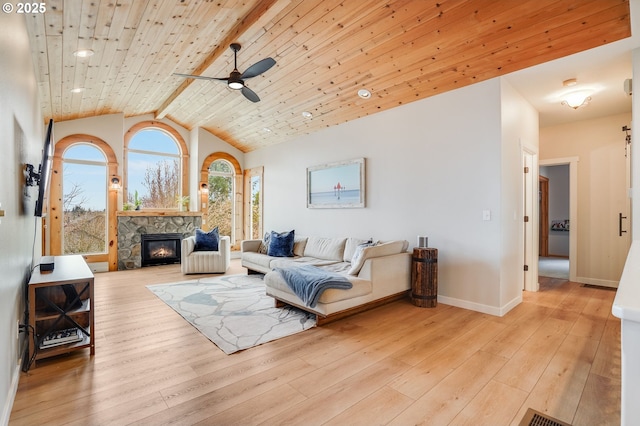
[{"left": 241, "top": 235, "right": 411, "bottom": 324}]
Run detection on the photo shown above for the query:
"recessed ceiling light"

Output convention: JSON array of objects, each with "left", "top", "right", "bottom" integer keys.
[
  {"left": 357, "top": 88, "right": 372, "bottom": 99},
  {"left": 262, "top": 127, "right": 272, "bottom": 133},
  {"left": 73, "top": 49, "right": 94, "bottom": 58},
  {"left": 70, "top": 87, "right": 85, "bottom": 93},
  {"left": 302, "top": 111, "right": 313, "bottom": 118}
]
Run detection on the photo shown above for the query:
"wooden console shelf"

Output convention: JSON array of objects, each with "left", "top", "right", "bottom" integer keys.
[{"left": 28, "top": 255, "right": 95, "bottom": 367}]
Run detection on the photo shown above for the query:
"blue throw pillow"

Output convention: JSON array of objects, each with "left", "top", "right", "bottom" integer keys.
[
  {"left": 267, "top": 230, "right": 295, "bottom": 257},
  {"left": 194, "top": 227, "right": 219, "bottom": 251}
]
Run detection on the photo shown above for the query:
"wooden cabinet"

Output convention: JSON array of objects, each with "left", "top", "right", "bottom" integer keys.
[{"left": 27, "top": 255, "right": 95, "bottom": 368}]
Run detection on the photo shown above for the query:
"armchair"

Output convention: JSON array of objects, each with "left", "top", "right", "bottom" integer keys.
[{"left": 181, "top": 235, "right": 230, "bottom": 274}]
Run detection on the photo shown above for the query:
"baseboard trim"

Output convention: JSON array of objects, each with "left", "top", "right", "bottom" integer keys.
[
  {"left": 438, "top": 293, "right": 522, "bottom": 317},
  {"left": 1, "top": 363, "right": 21, "bottom": 426},
  {"left": 575, "top": 276, "right": 619, "bottom": 288}
]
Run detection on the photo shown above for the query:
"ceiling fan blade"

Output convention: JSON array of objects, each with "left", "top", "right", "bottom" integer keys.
[
  {"left": 173, "top": 73, "right": 228, "bottom": 82},
  {"left": 241, "top": 86, "right": 260, "bottom": 103},
  {"left": 241, "top": 57, "right": 276, "bottom": 79}
]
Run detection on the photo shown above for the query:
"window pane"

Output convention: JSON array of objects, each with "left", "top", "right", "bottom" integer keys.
[
  {"left": 63, "top": 151, "right": 107, "bottom": 255},
  {"left": 210, "top": 160, "right": 232, "bottom": 173},
  {"left": 208, "top": 160, "right": 233, "bottom": 237},
  {"left": 129, "top": 129, "right": 179, "bottom": 154},
  {"left": 127, "top": 129, "right": 181, "bottom": 209},
  {"left": 65, "top": 144, "right": 106, "bottom": 162},
  {"left": 128, "top": 153, "right": 180, "bottom": 209},
  {"left": 250, "top": 175, "right": 261, "bottom": 239}
]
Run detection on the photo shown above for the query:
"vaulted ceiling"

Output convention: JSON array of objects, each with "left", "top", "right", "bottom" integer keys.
[{"left": 25, "top": 0, "right": 631, "bottom": 152}]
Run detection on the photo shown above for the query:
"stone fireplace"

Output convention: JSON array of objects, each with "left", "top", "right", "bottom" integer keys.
[{"left": 117, "top": 211, "right": 202, "bottom": 270}]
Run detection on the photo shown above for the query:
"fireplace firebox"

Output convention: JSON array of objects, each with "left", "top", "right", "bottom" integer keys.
[{"left": 141, "top": 233, "right": 182, "bottom": 267}]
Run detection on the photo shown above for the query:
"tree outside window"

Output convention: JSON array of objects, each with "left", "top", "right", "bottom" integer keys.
[
  {"left": 208, "top": 160, "right": 234, "bottom": 238},
  {"left": 127, "top": 129, "right": 181, "bottom": 209},
  {"left": 250, "top": 175, "right": 261, "bottom": 239},
  {"left": 62, "top": 144, "right": 107, "bottom": 255}
]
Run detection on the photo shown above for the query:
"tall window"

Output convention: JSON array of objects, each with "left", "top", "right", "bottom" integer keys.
[
  {"left": 62, "top": 144, "right": 107, "bottom": 254},
  {"left": 250, "top": 175, "right": 261, "bottom": 239},
  {"left": 208, "top": 159, "right": 234, "bottom": 238},
  {"left": 244, "top": 166, "right": 263, "bottom": 240},
  {"left": 127, "top": 129, "right": 181, "bottom": 209}
]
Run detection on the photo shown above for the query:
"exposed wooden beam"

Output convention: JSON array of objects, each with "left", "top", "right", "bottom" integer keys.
[{"left": 155, "top": 0, "right": 289, "bottom": 120}]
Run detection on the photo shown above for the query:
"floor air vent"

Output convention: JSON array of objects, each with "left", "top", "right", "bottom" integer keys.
[{"left": 519, "top": 408, "right": 571, "bottom": 426}]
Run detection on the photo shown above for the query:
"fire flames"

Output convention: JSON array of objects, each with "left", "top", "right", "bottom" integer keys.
[{"left": 151, "top": 246, "right": 175, "bottom": 258}]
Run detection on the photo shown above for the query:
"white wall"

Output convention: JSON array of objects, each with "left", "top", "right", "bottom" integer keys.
[
  {"left": 0, "top": 13, "right": 44, "bottom": 424},
  {"left": 55, "top": 113, "right": 125, "bottom": 166},
  {"left": 500, "top": 78, "right": 540, "bottom": 305},
  {"left": 246, "top": 78, "right": 537, "bottom": 315}
]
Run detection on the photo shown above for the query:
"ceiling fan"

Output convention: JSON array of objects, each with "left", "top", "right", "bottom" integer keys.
[{"left": 174, "top": 43, "right": 276, "bottom": 103}]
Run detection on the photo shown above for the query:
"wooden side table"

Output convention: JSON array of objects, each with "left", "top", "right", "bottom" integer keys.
[
  {"left": 411, "top": 247, "right": 438, "bottom": 308},
  {"left": 28, "top": 255, "right": 95, "bottom": 368}
]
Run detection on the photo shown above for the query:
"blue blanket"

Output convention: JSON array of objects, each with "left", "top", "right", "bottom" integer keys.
[{"left": 274, "top": 265, "right": 352, "bottom": 308}]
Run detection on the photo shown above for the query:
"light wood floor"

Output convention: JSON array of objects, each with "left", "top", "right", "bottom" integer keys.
[{"left": 10, "top": 260, "right": 620, "bottom": 425}]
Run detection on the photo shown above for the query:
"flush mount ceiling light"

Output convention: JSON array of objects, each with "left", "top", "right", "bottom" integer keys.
[
  {"left": 302, "top": 111, "right": 313, "bottom": 119},
  {"left": 561, "top": 90, "right": 592, "bottom": 109},
  {"left": 73, "top": 49, "right": 94, "bottom": 58},
  {"left": 357, "top": 88, "right": 372, "bottom": 99},
  {"left": 560, "top": 78, "right": 592, "bottom": 109},
  {"left": 70, "top": 87, "right": 85, "bottom": 93}
]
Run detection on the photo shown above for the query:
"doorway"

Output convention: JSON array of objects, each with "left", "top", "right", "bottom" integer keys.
[
  {"left": 538, "top": 172, "right": 569, "bottom": 279},
  {"left": 539, "top": 158, "right": 578, "bottom": 282}
]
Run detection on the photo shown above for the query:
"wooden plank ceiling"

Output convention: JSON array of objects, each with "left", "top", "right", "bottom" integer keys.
[{"left": 25, "top": 0, "right": 631, "bottom": 152}]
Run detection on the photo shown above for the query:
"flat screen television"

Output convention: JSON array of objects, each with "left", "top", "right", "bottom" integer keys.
[{"left": 33, "top": 119, "right": 54, "bottom": 217}]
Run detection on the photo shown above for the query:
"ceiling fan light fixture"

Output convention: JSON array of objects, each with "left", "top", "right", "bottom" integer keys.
[
  {"left": 228, "top": 80, "right": 244, "bottom": 90},
  {"left": 174, "top": 43, "right": 275, "bottom": 102}
]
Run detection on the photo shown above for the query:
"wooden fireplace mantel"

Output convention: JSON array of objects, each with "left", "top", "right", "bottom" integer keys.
[{"left": 116, "top": 211, "right": 202, "bottom": 217}]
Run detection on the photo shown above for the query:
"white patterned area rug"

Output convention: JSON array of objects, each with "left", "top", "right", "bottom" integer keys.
[{"left": 146, "top": 274, "right": 316, "bottom": 354}]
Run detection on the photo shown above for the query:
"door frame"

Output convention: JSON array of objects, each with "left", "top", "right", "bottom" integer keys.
[
  {"left": 523, "top": 150, "right": 538, "bottom": 291},
  {"left": 539, "top": 157, "right": 578, "bottom": 282},
  {"left": 539, "top": 175, "right": 549, "bottom": 257}
]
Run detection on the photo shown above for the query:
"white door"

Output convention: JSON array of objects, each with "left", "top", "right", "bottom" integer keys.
[{"left": 588, "top": 141, "right": 631, "bottom": 287}]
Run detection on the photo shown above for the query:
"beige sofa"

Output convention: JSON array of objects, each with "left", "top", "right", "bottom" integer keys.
[{"left": 241, "top": 236, "right": 411, "bottom": 324}]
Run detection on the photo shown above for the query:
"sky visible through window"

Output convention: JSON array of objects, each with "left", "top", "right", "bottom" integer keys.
[
  {"left": 128, "top": 129, "right": 180, "bottom": 204},
  {"left": 63, "top": 144, "right": 106, "bottom": 211}
]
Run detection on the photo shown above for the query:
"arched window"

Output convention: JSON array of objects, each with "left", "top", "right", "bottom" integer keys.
[
  {"left": 62, "top": 144, "right": 107, "bottom": 254},
  {"left": 126, "top": 128, "right": 182, "bottom": 209},
  {"left": 208, "top": 159, "right": 235, "bottom": 239}
]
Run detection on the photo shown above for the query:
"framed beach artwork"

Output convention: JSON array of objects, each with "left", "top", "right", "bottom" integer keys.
[{"left": 307, "top": 158, "right": 365, "bottom": 208}]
